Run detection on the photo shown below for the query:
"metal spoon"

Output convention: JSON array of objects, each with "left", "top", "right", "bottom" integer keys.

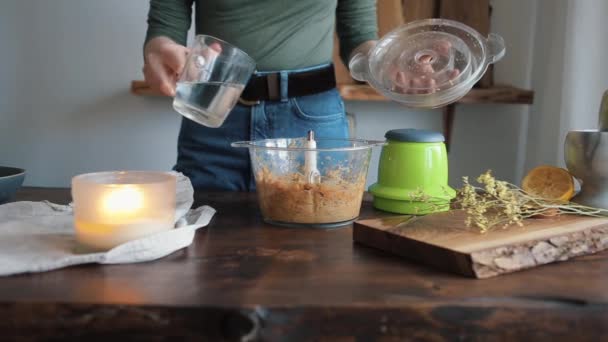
[{"left": 305, "top": 130, "right": 321, "bottom": 184}]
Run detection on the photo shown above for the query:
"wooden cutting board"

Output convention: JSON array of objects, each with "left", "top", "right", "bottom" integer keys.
[{"left": 353, "top": 211, "right": 608, "bottom": 278}]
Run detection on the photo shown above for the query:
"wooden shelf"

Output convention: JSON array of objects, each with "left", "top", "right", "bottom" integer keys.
[
  {"left": 338, "top": 83, "right": 534, "bottom": 105},
  {"left": 130, "top": 80, "right": 534, "bottom": 105}
]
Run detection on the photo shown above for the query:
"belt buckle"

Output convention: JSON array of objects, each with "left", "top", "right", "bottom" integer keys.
[{"left": 238, "top": 98, "right": 260, "bottom": 106}]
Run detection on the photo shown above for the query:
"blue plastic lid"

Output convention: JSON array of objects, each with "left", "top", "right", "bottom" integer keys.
[{"left": 385, "top": 129, "right": 444, "bottom": 143}]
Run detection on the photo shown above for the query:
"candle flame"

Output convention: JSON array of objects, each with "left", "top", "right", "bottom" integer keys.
[{"left": 102, "top": 186, "right": 144, "bottom": 215}]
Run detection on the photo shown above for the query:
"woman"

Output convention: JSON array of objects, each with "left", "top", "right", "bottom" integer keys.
[{"left": 143, "top": 0, "right": 378, "bottom": 191}]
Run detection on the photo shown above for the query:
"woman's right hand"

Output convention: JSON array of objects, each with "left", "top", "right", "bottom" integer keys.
[{"left": 143, "top": 36, "right": 189, "bottom": 96}]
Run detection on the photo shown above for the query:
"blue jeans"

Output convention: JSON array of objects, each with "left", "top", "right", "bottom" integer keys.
[{"left": 174, "top": 71, "right": 349, "bottom": 191}]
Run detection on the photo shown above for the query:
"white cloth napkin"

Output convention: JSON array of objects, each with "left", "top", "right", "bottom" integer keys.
[{"left": 0, "top": 172, "right": 215, "bottom": 276}]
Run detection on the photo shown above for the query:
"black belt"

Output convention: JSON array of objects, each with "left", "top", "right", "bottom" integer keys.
[{"left": 239, "top": 64, "right": 336, "bottom": 105}]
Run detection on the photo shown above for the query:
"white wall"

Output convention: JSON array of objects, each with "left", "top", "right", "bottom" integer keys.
[
  {"left": 1, "top": 0, "right": 180, "bottom": 186},
  {"left": 1, "top": 0, "right": 538, "bottom": 188},
  {"left": 0, "top": 1, "right": 28, "bottom": 167},
  {"left": 524, "top": 0, "right": 608, "bottom": 171}
]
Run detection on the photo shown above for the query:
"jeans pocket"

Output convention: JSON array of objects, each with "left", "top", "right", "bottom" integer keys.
[{"left": 290, "top": 88, "right": 345, "bottom": 122}]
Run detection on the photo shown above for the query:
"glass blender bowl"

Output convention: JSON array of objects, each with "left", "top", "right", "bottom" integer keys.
[{"left": 232, "top": 137, "right": 384, "bottom": 228}]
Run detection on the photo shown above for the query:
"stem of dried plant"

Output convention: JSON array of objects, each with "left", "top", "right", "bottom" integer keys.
[{"left": 455, "top": 170, "right": 608, "bottom": 233}]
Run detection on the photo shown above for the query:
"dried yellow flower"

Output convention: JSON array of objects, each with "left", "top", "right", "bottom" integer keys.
[
  {"left": 455, "top": 170, "right": 608, "bottom": 232},
  {"left": 403, "top": 170, "right": 607, "bottom": 233}
]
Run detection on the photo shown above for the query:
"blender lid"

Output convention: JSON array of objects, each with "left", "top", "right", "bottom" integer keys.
[
  {"left": 385, "top": 129, "right": 444, "bottom": 143},
  {"left": 350, "top": 19, "right": 505, "bottom": 108}
]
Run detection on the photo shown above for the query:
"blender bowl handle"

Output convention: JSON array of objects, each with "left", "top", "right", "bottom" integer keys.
[
  {"left": 348, "top": 52, "right": 370, "bottom": 82},
  {"left": 231, "top": 141, "right": 253, "bottom": 148},
  {"left": 486, "top": 33, "right": 506, "bottom": 64}
]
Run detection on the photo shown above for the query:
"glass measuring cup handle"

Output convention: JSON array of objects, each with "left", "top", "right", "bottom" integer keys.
[{"left": 348, "top": 52, "right": 369, "bottom": 82}]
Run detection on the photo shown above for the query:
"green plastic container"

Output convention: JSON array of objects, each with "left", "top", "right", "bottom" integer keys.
[{"left": 369, "top": 129, "right": 455, "bottom": 215}]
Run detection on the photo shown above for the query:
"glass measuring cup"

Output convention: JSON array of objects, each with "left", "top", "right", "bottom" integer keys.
[{"left": 173, "top": 35, "right": 256, "bottom": 128}]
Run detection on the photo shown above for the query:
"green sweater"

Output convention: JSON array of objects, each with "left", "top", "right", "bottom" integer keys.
[{"left": 145, "top": 0, "right": 378, "bottom": 71}]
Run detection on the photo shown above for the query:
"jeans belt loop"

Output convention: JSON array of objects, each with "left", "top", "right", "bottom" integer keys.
[{"left": 279, "top": 71, "right": 289, "bottom": 102}]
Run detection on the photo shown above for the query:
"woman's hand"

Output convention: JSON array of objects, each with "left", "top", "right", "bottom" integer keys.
[{"left": 143, "top": 36, "right": 189, "bottom": 96}]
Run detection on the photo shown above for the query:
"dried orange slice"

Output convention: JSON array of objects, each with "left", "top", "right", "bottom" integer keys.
[{"left": 522, "top": 165, "right": 574, "bottom": 201}]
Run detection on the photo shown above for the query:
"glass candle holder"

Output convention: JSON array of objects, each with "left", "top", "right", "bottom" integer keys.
[{"left": 72, "top": 171, "right": 177, "bottom": 251}]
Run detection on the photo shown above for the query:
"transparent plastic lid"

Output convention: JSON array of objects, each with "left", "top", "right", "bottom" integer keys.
[{"left": 350, "top": 19, "right": 505, "bottom": 108}]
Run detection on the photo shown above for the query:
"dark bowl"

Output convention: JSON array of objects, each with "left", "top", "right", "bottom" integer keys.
[{"left": 0, "top": 167, "right": 26, "bottom": 204}]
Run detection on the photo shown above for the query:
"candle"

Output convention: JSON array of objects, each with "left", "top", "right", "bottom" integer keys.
[{"left": 72, "top": 171, "right": 176, "bottom": 251}]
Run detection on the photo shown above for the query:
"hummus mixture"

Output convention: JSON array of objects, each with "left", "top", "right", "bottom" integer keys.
[{"left": 256, "top": 168, "right": 366, "bottom": 224}]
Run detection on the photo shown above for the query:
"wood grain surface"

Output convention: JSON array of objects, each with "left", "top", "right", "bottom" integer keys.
[
  {"left": 439, "top": 0, "right": 493, "bottom": 88},
  {"left": 2, "top": 188, "right": 608, "bottom": 341},
  {"left": 354, "top": 211, "right": 608, "bottom": 278},
  {"left": 402, "top": 0, "right": 439, "bottom": 23}
]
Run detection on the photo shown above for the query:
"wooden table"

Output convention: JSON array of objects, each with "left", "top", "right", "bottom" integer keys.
[{"left": 2, "top": 188, "right": 608, "bottom": 341}]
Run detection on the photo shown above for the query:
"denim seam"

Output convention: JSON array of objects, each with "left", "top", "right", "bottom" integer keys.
[{"left": 290, "top": 97, "right": 344, "bottom": 122}]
